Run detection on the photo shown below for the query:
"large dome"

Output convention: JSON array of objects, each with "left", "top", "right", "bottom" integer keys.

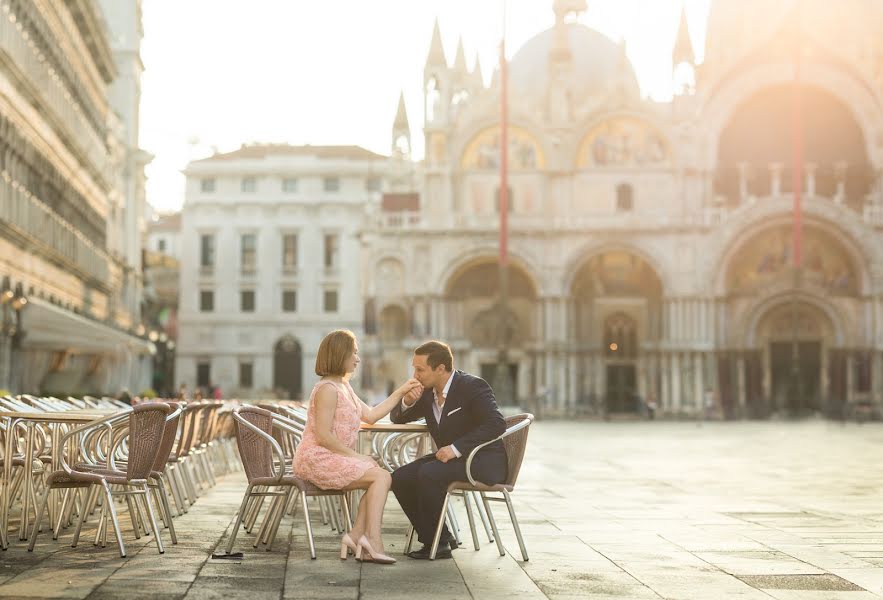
[{"left": 509, "top": 24, "right": 640, "bottom": 101}]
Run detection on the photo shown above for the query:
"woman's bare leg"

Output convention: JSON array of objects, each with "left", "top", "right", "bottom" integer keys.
[{"left": 345, "top": 467, "right": 393, "bottom": 553}]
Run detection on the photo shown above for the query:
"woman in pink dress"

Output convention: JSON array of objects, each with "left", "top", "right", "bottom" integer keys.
[{"left": 294, "top": 329, "right": 422, "bottom": 564}]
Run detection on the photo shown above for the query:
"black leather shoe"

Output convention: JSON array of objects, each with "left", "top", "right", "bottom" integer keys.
[{"left": 407, "top": 544, "right": 452, "bottom": 560}]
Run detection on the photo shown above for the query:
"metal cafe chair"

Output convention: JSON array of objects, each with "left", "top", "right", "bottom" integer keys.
[{"left": 423, "top": 413, "right": 534, "bottom": 561}]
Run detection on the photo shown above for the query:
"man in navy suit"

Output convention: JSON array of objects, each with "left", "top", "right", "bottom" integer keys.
[{"left": 390, "top": 340, "right": 507, "bottom": 559}]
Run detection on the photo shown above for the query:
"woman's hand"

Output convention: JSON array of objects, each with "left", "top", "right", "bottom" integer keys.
[{"left": 396, "top": 378, "right": 423, "bottom": 400}]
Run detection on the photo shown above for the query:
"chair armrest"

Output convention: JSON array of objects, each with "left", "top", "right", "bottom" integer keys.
[
  {"left": 464, "top": 417, "right": 532, "bottom": 487},
  {"left": 233, "top": 410, "right": 285, "bottom": 482}
]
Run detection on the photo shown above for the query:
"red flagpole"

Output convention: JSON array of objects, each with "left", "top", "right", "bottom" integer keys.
[
  {"left": 791, "top": 10, "right": 803, "bottom": 268},
  {"left": 499, "top": 32, "right": 509, "bottom": 267}
]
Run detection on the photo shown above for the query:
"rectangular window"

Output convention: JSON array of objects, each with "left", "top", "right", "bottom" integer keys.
[
  {"left": 199, "top": 290, "right": 214, "bottom": 312},
  {"left": 197, "top": 361, "right": 211, "bottom": 387},
  {"left": 239, "top": 362, "right": 253, "bottom": 389},
  {"left": 323, "top": 290, "right": 338, "bottom": 313},
  {"left": 323, "top": 176, "right": 340, "bottom": 192},
  {"left": 282, "top": 233, "right": 298, "bottom": 269},
  {"left": 200, "top": 234, "right": 215, "bottom": 267},
  {"left": 282, "top": 178, "right": 298, "bottom": 193},
  {"left": 241, "top": 176, "right": 256, "bottom": 193},
  {"left": 240, "top": 290, "right": 255, "bottom": 312},
  {"left": 157, "top": 238, "right": 167, "bottom": 252},
  {"left": 241, "top": 233, "right": 257, "bottom": 271},
  {"left": 200, "top": 178, "right": 216, "bottom": 193},
  {"left": 365, "top": 177, "right": 381, "bottom": 192},
  {"left": 282, "top": 290, "right": 297, "bottom": 312},
  {"left": 323, "top": 234, "right": 339, "bottom": 268}
]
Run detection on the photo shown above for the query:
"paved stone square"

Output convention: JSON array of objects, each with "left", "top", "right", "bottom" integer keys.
[{"left": 5, "top": 421, "right": 883, "bottom": 599}]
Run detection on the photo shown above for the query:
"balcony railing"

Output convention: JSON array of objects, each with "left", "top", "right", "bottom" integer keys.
[
  {"left": 0, "top": 5, "right": 111, "bottom": 183},
  {"left": 0, "top": 170, "right": 109, "bottom": 285}
]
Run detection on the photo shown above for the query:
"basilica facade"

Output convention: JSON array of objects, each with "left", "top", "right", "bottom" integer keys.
[
  {"left": 360, "top": 0, "right": 883, "bottom": 417},
  {"left": 177, "top": 1, "right": 883, "bottom": 418}
]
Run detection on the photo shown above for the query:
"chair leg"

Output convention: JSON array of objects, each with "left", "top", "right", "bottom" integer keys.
[
  {"left": 481, "top": 492, "right": 505, "bottom": 557},
  {"left": 226, "top": 485, "right": 252, "bottom": 554},
  {"left": 26, "top": 484, "right": 51, "bottom": 552},
  {"left": 447, "top": 503, "right": 461, "bottom": 544},
  {"left": 473, "top": 491, "right": 494, "bottom": 542},
  {"left": 102, "top": 482, "right": 126, "bottom": 558},
  {"left": 142, "top": 484, "right": 164, "bottom": 554},
  {"left": 157, "top": 480, "right": 178, "bottom": 544},
  {"left": 404, "top": 526, "right": 416, "bottom": 555},
  {"left": 53, "top": 489, "right": 69, "bottom": 539},
  {"left": 255, "top": 494, "right": 282, "bottom": 547},
  {"left": 72, "top": 487, "right": 93, "bottom": 548},
  {"left": 318, "top": 495, "right": 329, "bottom": 525},
  {"left": 463, "top": 492, "right": 480, "bottom": 550},
  {"left": 265, "top": 489, "right": 291, "bottom": 551},
  {"left": 429, "top": 493, "right": 451, "bottom": 560},
  {"left": 93, "top": 499, "right": 107, "bottom": 546},
  {"left": 340, "top": 494, "right": 353, "bottom": 532},
  {"left": 289, "top": 490, "right": 301, "bottom": 522},
  {"left": 125, "top": 495, "right": 142, "bottom": 539},
  {"left": 503, "top": 490, "right": 528, "bottom": 561},
  {"left": 301, "top": 491, "right": 317, "bottom": 559}
]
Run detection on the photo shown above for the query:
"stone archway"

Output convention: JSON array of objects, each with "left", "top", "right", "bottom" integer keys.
[
  {"left": 273, "top": 335, "right": 302, "bottom": 400},
  {"left": 443, "top": 258, "right": 539, "bottom": 404},
  {"left": 569, "top": 251, "right": 664, "bottom": 414},
  {"left": 753, "top": 301, "right": 835, "bottom": 417}
]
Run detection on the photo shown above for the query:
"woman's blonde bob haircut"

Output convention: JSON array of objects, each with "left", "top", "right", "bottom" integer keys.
[{"left": 315, "top": 329, "right": 357, "bottom": 377}]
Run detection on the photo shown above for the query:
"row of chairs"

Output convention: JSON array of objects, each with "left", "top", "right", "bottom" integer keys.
[{"left": 0, "top": 397, "right": 239, "bottom": 556}]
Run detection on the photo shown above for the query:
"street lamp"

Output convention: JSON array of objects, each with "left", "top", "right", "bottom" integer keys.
[{"left": 0, "top": 279, "right": 27, "bottom": 392}]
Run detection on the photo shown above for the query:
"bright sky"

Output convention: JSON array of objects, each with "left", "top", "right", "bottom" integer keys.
[{"left": 139, "top": 0, "right": 711, "bottom": 213}]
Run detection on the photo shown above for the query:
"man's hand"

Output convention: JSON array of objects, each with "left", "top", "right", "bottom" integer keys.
[
  {"left": 402, "top": 382, "right": 424, "bottom": 406},
  {"left": 435, "top": 445, "right": 457, "bottom": 463}
]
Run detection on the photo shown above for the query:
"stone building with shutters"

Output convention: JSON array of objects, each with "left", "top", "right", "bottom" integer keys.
[{"left": 0, "top": 1, "right": 153, "bottom": 396}]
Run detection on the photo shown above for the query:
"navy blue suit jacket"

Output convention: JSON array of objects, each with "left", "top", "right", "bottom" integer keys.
[{"left": 390, "top": 370, "right": 506, "bottom": 458}]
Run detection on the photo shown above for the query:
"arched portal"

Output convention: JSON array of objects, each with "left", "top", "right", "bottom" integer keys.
[
  {"left": 754, "top": 301, "right": 835, "bottom": 416},
  {"left": 273, "top": 336, "right": 302, "bottom": 400},
  {"left": 570, "top": 251, "right": 664, "bottom": 414},
  {"left": 444, "top": 258, "right": 539, "bottom": 404}
]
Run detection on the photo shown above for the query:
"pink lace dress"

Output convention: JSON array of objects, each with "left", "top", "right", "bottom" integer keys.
[{"left": 293, "top": 380, "right": 376, "bottom": 490}]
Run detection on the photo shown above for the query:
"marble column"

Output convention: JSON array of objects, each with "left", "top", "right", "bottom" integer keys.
[
  {"left": 737, "top": 355, "right": 747, "bottom": 415},
  {"left": 846, "top": 353, "right": 855, "bottom": 405},
  {"left": 738, "top": 162, "right": 749, "bottom": 203},
  {"left": 770, "top": 163, "right": 783, "bottom": 197},
  {"left": 805, "top": 162, "right": 817, "bottom": 198},
  {"left": 671, "top": 353, "right": 682, "bottom": 413},
  {"left": 557, "top": 354, "right": 568, "bottom": 413},
  {"left": 694, "top": 352, "right": 704, "bottom": 412},
  {"left": 660, "top": 354, "right": 670, "bottom": 412},
  {"left": 834, "top": 161, "right": 848, "bottom": 204}
]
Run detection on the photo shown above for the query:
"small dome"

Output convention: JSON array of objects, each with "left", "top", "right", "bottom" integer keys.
[{"left": 509, "top": 24, "right": 640, "bottom": 101}]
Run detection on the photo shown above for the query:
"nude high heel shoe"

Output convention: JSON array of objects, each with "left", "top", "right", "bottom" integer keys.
[
  {"left": 358, "top": 535, "right": 396, "bottom": 564},
  {"left": 340, "top": 533, "right": 360, "bottom": 560}
]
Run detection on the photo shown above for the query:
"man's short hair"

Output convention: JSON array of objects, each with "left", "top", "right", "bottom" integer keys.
[
  {"left": 315, "top": 329, "right": 356, "bottom": 376},
  {"left": 414, "top": 340, "right": 453, "bottom": 372}
]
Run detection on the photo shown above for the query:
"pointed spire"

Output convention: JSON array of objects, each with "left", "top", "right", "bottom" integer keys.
[
  {"left": 393, "top": 91, "right": 409, "bottom": 132},
  {"left": 453, "top": 36, "right": 468, "bottom": 75},
  {"left": 426, "top": 17, "right": 447, "bottom": 69},
  {"left": 469, "top": 56, "right": 484, "bottom": 89},
  {"left": 672, "top": 3, "right": 695, "bottom": 66}
]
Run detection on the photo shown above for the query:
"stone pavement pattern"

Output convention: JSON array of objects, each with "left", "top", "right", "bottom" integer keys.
[{"left": 4, "top": 421, "right": 883, "bottom": 599}]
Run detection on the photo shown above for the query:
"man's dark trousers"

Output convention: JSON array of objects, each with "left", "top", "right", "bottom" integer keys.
[{"left": 392, "top": 449, "right": 507, "bottom": 545}]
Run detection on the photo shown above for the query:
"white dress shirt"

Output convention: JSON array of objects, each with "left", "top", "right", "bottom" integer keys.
[{"left": 402, "top": 371, "right": 461, "bottom": 458}]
